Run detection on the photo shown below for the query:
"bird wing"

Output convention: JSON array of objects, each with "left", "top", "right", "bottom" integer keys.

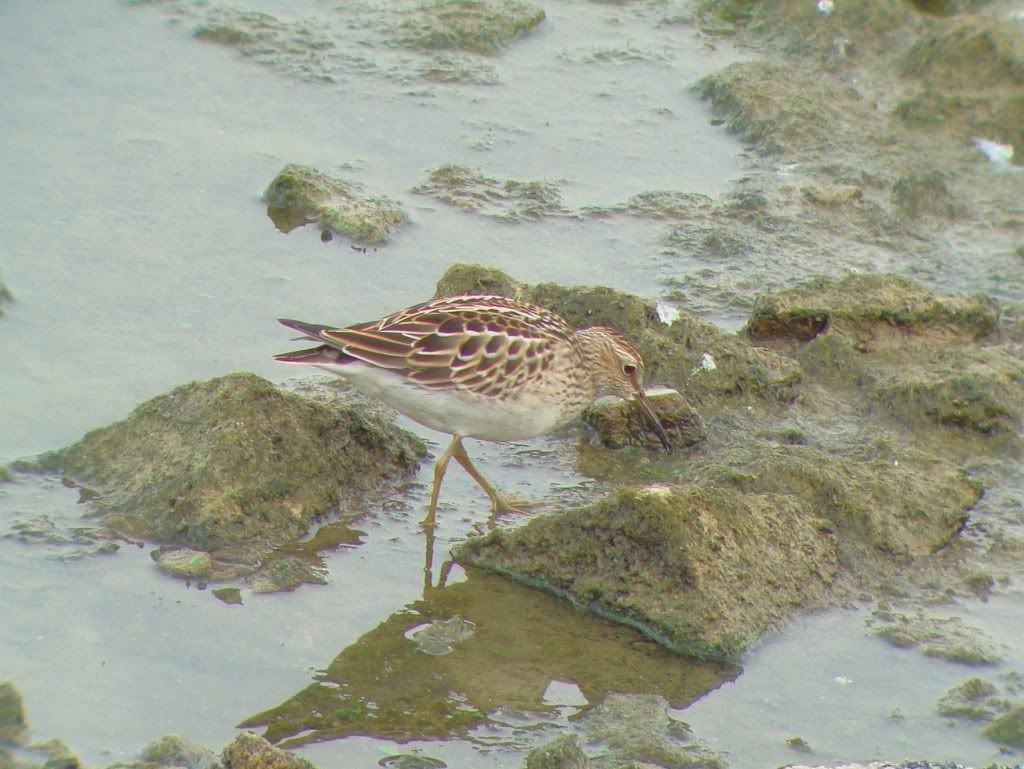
[{"left": 320, "top": 295, "right": 568, "bottom": 397}]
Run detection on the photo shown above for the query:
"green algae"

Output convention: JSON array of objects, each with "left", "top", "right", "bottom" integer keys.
[
  {"left": 414, "top": 164, "right": 567, "bottom": 221},
  {"left": 395, "top": 0, "right": 545, "bottom": 55},
  {"left": 264, "top": 164, "right": 407, "bottom": 245},
  {"left": 871, "top": 610, "right": 1003, "bottom": 665},
  {"left": 0, "top": 682, "right": 27, "bottom": 750},
  {"left": 18, "top": 373, "right": 425, "bottom": 565},
  {"left": 984, "top": 705, "right": 1024, "bottom": 749},
  {"left": 936, "top": 678, "right": 1010, "bottom": 722},
  {"left": 138, "top": 736, "right": 217, "bottom": 769},
  {"left": 241, "top": 568, "right": 729, "bottom": 744},
  {"left": 212, "top": 587, "right": 243, "bottom": 605},
  {"left": 455, "top": 485, "right": 838, "bottom": 662},
  {"left": 0, "top": 271, "right": 12, "bottom": 317}
]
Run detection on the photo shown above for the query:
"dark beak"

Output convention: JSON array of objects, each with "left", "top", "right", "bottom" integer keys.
[{"left": 634, "top": 389, "right": 672, "bottom": 452}]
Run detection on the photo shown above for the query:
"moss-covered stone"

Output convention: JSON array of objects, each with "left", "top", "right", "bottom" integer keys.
[
  {"left": 694, "top": 61, "right": 883, "bottom": 158},
  {"left": 685, "top": 442, "right": 977, "bottom": 558},
  {"left": 455, "top": 484, "right": 838, "bottom": 662},
  {"left": 0, "top": 682, "right": 27, "bottom": 748},
  {"left": 582, "top": 388, "right": 706, "bottom": 451},
  {"left": 984, "top": 704, "right": 1024, "bottom": 749},
  {"left": 222, "top": 732, "right": 314, "bottom": 769},
  {"left": 263, "top": 164, "right": 406, "bottom": 245},
  {"left": 27, "top": 739, "right": 81, "bottom": 769},
  {"left": 746, "top": 274, "right": 1000, "bottom": 348},
  {"left": 154, "top": 548, "right": 216, "bottom": 579},
  {"left": 395, "top": 0, "right": 545, "bottom": 55},
  {"left": 525, "top": 735, "right": 588, "bottom": 769},
  {"left": 22, "top": 373, "right": 425, "bottom": 563},
  {"left": 414, "top": 164, "right": 567, "bottom": 221},
  {"left": 139, "top": 735, "right": 218, "bottom": 769},
  {"left": 870, "top": 347, "right": 1024, "bottom": 435},
  {"left": 212, "top": 587, "right": 243, "bottom": 605}
]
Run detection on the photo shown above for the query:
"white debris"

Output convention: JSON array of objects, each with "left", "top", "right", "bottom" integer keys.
[
  {"left": 817, "top": 0, "right": 834, "bottom": 14},
  {"left": 974, "top": 137, "right": 1015, "bottom": 167},
  {"left": 700, "top": 352, "right": 717, "bottom": 371},
  {"left": 833, "top": 675, "right": 853, "bottom": 685},
  {"left": 656, "top": 300, "right": 681, "bottom": 325}
]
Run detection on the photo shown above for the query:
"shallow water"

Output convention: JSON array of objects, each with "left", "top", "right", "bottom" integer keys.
[{"left": 3, "top": 2, "right": 1024, "bottom": 768}]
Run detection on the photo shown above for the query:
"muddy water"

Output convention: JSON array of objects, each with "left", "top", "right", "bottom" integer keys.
[{"left": 2, "top": 1, "right": 1024, "bottom": 768}]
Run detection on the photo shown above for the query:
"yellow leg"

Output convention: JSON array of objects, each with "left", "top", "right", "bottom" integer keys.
[
  {"left": 449, "top": 435, "right": 521, "bottom": 515},
  {"left": 423, "top": 436, "right": 456, "bottom": 529}
]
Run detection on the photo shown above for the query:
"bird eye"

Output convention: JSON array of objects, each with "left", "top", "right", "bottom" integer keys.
[{"left": 622, "top": 363, "right": 638, "bottom": 376}]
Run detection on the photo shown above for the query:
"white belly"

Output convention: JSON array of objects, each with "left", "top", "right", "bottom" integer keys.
[{"left": 316, "top": 363, "right": 574, "bottom": 441}]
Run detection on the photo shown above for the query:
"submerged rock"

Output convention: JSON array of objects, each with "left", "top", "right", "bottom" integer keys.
[
  {"left": 870, "top": 609, "right": 1003, "bottom": 665},
  {"left": 19, "top": 373, "right": 425, "bottom": 566},
  {"left": 0, "top": 271, "right": 11, "bottom": 317},
  {"left": 414, "top": 164, "right": 568, "bottom": 221},
  {"left": 263, "top": 164, "right": 407, "bottom": 245},
  {"left": 395, "top": 0, "right": 545, "bottom": 55},
  {"left": 456, "top": 484, "right": 838, "bottom": 661},
  {"left": 984, "top": 704, "right": 1024, "bottom": 749},
  {"left": 192, "top": 9, "right": 336, "bottom": 85},
  {"left": 936, "top": 677, "right": 1010, "bottom": 722}
]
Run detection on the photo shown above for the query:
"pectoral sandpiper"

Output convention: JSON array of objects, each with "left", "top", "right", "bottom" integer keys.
[{"left": 275, "top": 294, "right": 671, "bottom": 526}]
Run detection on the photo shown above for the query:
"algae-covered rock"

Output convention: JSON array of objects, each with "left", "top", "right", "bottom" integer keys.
[
  {"left": 245, "top": 556, "right": 327, "bottom": 593},
  {"left": 192, "top": 9, "right": 335, "bottom": 84},
  {"left": 435, "top": 263, "right": 802, "bottom": 405},
  {"left": 4, "top": 515, "right": 120, "bottom": 560},
  {"left": 694, "top": 61, "right": 882, "bottom": 157},
  {"left": 414, "top": 164, "right": 567, "bottom": 221},
  {"left": 396, "top": 0, "right": 545, "bottom": 55},
  {"left": 581, "top": 693, "right": 724, "bottom": 768},
  {"left": 25, "top": 373, "right": 425, "bottom": 563},
  {"left": 455, "top": 484, "right": 838, "bottom": 662},
  {"left": 891, "top": 171, "right": 960, "bottom": 221},
  {"left": 871, "top": 609, "right": 1003, "bottom": 665},
  {"left": 582, "top": 388, "right": 706, "bottom": 451},
  {"left": 984, "top": 704, "right": 1024, "bottom": 749},
  {"left": 0, "top": 682, "right": 27, "bottom": 748},
  {"left": 263, "top": 164, "right": 407, "bottom": 245},
  {"left": 154, "top": 548, "right": 216, "bottom": 579},
  {"left": 222, "top": 732, "right": 314, "bottom": 769},
  {"left": 686, "top": 442, "right": 978, "bottom": 558},
  {"left": 27, "top": 739, "right": 80, "bottom": 769},
  {"left": 936, "top": 677, "right": 1010, "bottom": 722},
  {"left": 746, "top": 274, "right": 1000, "bottom": 348},
  {"left": 139, "top": 735, "right": 218, "bottom": 769},
  {"left": 212, "top": 587, "right": 243, "bottom": 605},
  {"left": 524, "top": 735, "right": 589, "bottom": 769},
  {"left": 869, "top": 345, "right": 1024, "bottom": 435}
]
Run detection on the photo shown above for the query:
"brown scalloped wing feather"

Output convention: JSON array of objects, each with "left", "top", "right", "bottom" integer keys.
[{"left": 321, "top": 296, "right": 568, "bottom": 396}]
